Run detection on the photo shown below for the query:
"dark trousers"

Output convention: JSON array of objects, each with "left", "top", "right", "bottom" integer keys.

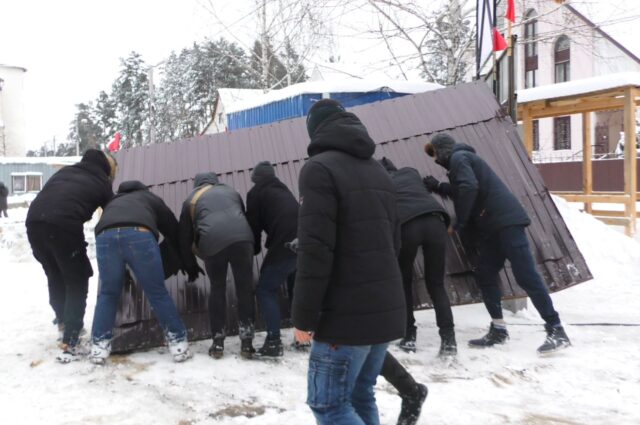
[
  {"left": 256, "top": 257, "right": 296, "bottom": 339},
  {"left": 204, "top": 241, "right": 255, "bottom": 339},
  {"left": 398, "top": 214, "right": 454, "bottom": 335},
  {"left": 475, "top": 225, "right": 560, "bottom": 326},
  {"left": 1, "top": 208, "right": 7, "bottom": 217},
  {"left": 26, "top": 222, "right": 92, "bottom": 346},
  {"left": 379, "top": 352, "right": 417, "bottom": 396}
]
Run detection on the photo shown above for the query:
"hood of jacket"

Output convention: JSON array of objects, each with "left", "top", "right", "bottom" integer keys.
[
  {"left": 307, "top": 112, "right": 376, "bottom": 160},
  {"left": 80, "top": 149, "right": 111, "bottom": 176},
  {"left": 194, "top": 172, "right": 219, "bottom": 188},
  {"left": 117, "top": 180, "right": 148, "bottom": 193}
]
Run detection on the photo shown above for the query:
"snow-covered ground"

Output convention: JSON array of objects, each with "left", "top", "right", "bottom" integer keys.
[{"left": 1, "top": 197, "right": 639, "bottom": 425}]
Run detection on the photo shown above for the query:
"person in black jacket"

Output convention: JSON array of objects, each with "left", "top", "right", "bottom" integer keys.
[
  {"left": 0, "top": 181, "right": 9, "bottom": 217},
  {"left": 423, "top": 133, "right": 571, "bottom": 354},
  {"left": 26, "top": 149, "right": 114, "bottom": 363},
  {"left": 245, "top": 161, "right": 299, "bottom": 358},
  {"left": 90, "top": 180, "right": 194, "bottom": 365},
  {"left": 293, "top": 99, "right": 406, "bottom": 424},
  {"left": 178, "top": 172, "right": 256, "bottom": 359},
  {"left": 379, "top": 157, "right": 457, "bottom": 357}
]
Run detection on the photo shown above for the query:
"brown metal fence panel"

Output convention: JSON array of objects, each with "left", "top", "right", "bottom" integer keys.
[
  {"left": 109, "top": 82, "right": 591, "bottom": 352},
  {"left": 537, "top": 158, "right": 640, "bottom": 192}
]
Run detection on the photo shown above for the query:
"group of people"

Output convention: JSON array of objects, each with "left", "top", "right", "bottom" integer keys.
[{"left": 24, "top": 98, "right": 572, "bottom": 425}]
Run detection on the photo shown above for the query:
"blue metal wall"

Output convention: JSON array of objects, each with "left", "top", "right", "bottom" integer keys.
[{"left": 227, "top": 91, "right": 411, "bottom": 131}]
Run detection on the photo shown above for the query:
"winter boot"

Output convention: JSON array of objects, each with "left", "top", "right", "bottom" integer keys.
[
  {"left": 169, "top": 339, "right": 192, "bottom": 362},
  {"left": 537, "top": 324, "right": 571, "bottom": 354},
  {"left": 56, "top": 343, "right": 82, "bottom": 364},
  {"left": 256, "top": 338, "right": 284, "bottom": 358},
  {"left": 89, "top": 339, "right": 112, "bottom": 365},
  {"left": 438, "top": 329, "right": 457, "bottom": 357},
  {"left": 209, "top": 336, "right": 225, "bottom": 359},
  {"left": 240, "top": 339, "right": 256, "bottom": 359},
  {"left": 397, "top": 383, "right": 428, "bottom": 425},
  {"left": 468, "top": 323, "right": 509, "bottom": 348},
  {"left": 291, "top": 340, "right": 311, "bottom": 352},
  {"left": 398, "top": 328, "right": 417, "bottom": 353}
]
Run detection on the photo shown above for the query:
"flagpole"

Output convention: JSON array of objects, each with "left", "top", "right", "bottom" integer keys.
[{"left": 491, "top": 0, "right": 498, "bottom": 97}]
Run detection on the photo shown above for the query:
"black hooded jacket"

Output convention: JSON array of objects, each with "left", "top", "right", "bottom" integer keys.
[
  {"left": 26, "top": 150, "right": 113, "bottom": 236},
  {"left": 0, "top": 182, "right": 8, "bottom": 210},
  {"left": 95, "top": 180, "right": 187, "bottom": 277},
  {"left": 292, "top": 111, "right": 406, "bottom": 346},
  {"left": 440, "top": 144, "right": 530, "bottom": 235},
  {"left": 246, "top": 175, "right": 298, "bottom": 265},
  {"left": 379, "top": 158, "right": 450, "bottom": 227}
]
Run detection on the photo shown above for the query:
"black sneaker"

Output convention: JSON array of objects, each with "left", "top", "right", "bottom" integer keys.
[
  {"left": 240, "top": 339, "right": 256, "bottom": 359},
  {"left": 468, "top": 323, "right": 509, "bottom": 347},
  {"left": 537, "top": 324, "right": 571, "bottom": 354},
  {"left": 209, "top": 337, "right": 224, "bottom": 359},
  {"left": 438, "top": 330, "right": 457, "bottom": 357},
  {"left": 291, "top": 340, "right": 311, "bottom": 352},
  {"left": 256, "top": 338, "right": 284, "bottom": 358},
  {"left": 397, "top": 383, "right": 428, "bottom": 425},
  {"left": 398, "top": 329, "right": 417, "bottom": 353}
]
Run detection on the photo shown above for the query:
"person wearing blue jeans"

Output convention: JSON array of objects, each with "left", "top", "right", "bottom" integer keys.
[
  {"left": 424, "top": 133, "right": 571, "bottom": 354},
  {"left": 255, "top": 258, "right": 296, "bottom": 346},
  {"left": 293, "top": 100, "right": 406, "bottom": 424},
  {"left": 90, "top": 180, "right": 197, "bottom": 365}
]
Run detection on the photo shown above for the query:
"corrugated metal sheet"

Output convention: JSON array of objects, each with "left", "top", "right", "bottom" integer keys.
[
  {"left": 0, "top": 163, "right": 66, "bottom": 195},
  {"left": 111, "top": 81, "right": 591, "bottom": 352},
  {"left": 537, "top": 158, "right": 640, "bottom": 192},
  {"left": 227, "top": 91, "right": 413, "bottom": 131}
]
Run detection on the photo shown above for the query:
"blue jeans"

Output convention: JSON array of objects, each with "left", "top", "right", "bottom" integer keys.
[
  {"left": 92, "top": 228, "right": 187, "bottom": 343},
  {"left": 475, "top": 225, "right": 560, "bottom": 326},
  {"left": 256, "top": 257, "right": 296, "bottom": 339},
  {"left": 307, "top": 341, "right": 389, "bottom": 425}
]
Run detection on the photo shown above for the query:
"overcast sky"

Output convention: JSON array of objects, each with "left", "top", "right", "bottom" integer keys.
[{"left": 2, "top": 0, "right": 639, "bottom": 152}]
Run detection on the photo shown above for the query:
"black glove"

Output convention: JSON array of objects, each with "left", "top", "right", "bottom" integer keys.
[
  {"left": 186, "top": 265, "right": 205, "bottom": 283},
  {"left": 285, "top": 238, "right": 299, "bottom": 253},
  {"left": 423, "top": 175, "right": 441, "bottom": 192}
]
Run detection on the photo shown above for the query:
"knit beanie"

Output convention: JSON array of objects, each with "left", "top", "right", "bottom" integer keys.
[
  {"left": 81, "top": 149, "right": 111, "bottom": 176},
  {"left": 251, "top": 161, "right": 275, "bottom": 183},
  {"left": 306, "top": 99, "right": 345, "bottom": 138},
  {"left": 425, "top": 133, "right": 456, "bottom": 162}
]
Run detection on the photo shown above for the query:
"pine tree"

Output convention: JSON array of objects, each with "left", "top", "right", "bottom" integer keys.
[
  {"left": 66, "top": 102, "right": 101, "bottom": 156},
  {"left": 111, "top": 52, "right": 149, "bottom": 148}
]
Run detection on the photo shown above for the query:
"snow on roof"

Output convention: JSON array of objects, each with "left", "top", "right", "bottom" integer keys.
[
  {"left": 517, "top": 72, "right": 640, "bottom": 104},
  {"left": 0, "top": 156, "right": 80, "bottom": 165},
  {"left": 225, "top": 79, "right": 443, "bottom": 113},
  {"left": 216, "top": 88, "right": 265, "bottom": 108}
]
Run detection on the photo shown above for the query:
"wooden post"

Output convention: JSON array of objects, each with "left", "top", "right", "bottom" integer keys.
[
  {"left": 582, "top": 112, "right": 593, "bottom": 213},
  {"left": 522, "top": 107, "right": 533, "bottom": 158},
  {"left": 623, "top": 87, "right": 637, "bottom": 236}
]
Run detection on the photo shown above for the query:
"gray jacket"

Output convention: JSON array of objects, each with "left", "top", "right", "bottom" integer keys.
[{"left": 178, "top": 173, "right": 253, "bottom": 258}]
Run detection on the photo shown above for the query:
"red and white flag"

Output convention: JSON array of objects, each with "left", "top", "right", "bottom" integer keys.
[
  {"left": 506, "top": 0, "right": 516, "bottom": 23},
  {"left": 108, "top": 132, "right": 121, "bottom": 152}
]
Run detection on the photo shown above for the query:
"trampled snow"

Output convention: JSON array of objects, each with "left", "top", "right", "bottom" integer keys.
[{"left": 1, "top": 196, "right": 639, "bottom": 424}]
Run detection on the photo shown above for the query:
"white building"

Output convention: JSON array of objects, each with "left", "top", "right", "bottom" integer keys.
[
  {"left": 0, "top": 64, "right": 27, "bottom": 157},
  {"left": 501, "top": 0, "right": 640, "bottom": 162}
]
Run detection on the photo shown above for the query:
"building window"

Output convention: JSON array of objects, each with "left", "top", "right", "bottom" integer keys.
[
  {"left": 554, "top": 117, "right": 571, "bottom": 150},
  {"left": 524, "top": 9, "right": 538, "bottom": 88},
  {"left": 554, "top": 35, "right": 570, "bottom": 83},
  {"left": 11, "top": 173, "right": 43, "bottom": 193},
  {"left": 533, "top": 120, "right": 540, "bottom": 151}
]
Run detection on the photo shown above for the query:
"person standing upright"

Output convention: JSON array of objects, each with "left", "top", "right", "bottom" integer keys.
[
  {"left": 179, "top": 172, "right": 256, "bottom": 359},
  {"left": 246, "top": 161, "right": 299, "bottom": 358},
  {"left": 26, "top": 149, "right": 115, "bottom": 363},
  {"left": 293, "top": 99, "right": 406, "bottom": 425},
  {"left": 379, "top": 157, "right": 457, "bottom": 357},
  {"left": 90, "top": 180, "right": 194, "bottom": 365},
  {"left": 423, "top": 133, "right": 571, "bottom": 354},
  {"left": 0, "top": 181, "right": 8, "bottom": 217}
]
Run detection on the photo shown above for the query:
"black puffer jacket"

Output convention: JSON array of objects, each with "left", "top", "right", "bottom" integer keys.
[
  {"left": 95, "top": 180, "right": 187, "bottom": 277},
  {"left": 292, "top": 111, "right": 405, "bottom": 346},
  {"left": 246, "top": 175, "right": 298, "bottom": 265},
  {"left": 26, "top": 149, "right": 113, "bottom": 236},
  {"left": 379, "top": 157, "right": 450, "bottom": 227},
  {"left": 441, "top": 144, "right": 530, "bottom": 235},
  {"left": 0, "top": 182, "right": 8, "bottom": 210},
  {"left": 179, "top": 173, "right": 253, "bottom": 265}
]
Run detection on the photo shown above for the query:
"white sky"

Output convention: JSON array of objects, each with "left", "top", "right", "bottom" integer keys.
[{"left": 1, "top": 0, "right": 639, "bottom": 151}]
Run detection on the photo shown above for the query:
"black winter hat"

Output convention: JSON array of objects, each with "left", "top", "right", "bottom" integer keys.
[
  {"left": 81, "top": 149, "right": 111, "bottom": 176},
  {"left": 306, "top": 99, "right": 345, "bottom": 138},
  {"left": 425, "top": 133, "right": 456, "bottom": 161},
  {"left": 251, "top": 161, "right": 275, "bottom": 183}
]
